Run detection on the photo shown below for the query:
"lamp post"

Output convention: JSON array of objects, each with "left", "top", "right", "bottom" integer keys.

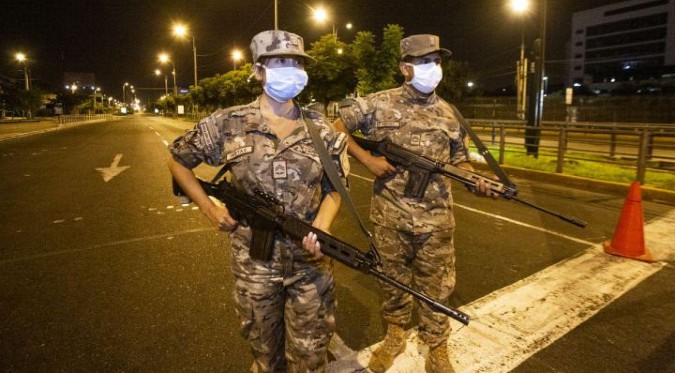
[
  {"left": 15, "top": 53, "right": 30, "bottom": 91},
  {"left": 510, "top": 0, "right": 529, "bottom": 120},
  {"left": 312, "top": 7, "right": 336, "bottom": 36},
  {"left": 172, "top": 23, "right": 198, "bottom": 88},
  {"left": 159, "top": 53, "right": 177, "bottom": 95},
  {"left": 231, "top": 49, "right": 243, "bottom": 70},
  {"left": 122, "top": 82, "right": 129, "bottom": 103},
  {"left": 155, "top": 69, "right": 168, "bottom": 96}
]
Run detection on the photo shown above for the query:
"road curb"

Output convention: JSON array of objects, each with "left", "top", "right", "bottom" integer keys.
[{"left": 495, "top": 164, "right": 675, "bottom": 205}]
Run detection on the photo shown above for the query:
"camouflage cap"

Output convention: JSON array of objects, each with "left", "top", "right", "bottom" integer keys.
[
  {"left": 400, "top": 34, "right": 452, "bottom": 60},
  {"left": 250, "top": 30, "right": 315, "bottom": 63}
]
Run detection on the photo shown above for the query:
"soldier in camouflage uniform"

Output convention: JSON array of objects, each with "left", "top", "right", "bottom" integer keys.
[
  {"left": 334, "top": 34, "right": 494, "bottom": 373},
  {"left": 168, "top": 30, "right": 349, "bottom": 373}
]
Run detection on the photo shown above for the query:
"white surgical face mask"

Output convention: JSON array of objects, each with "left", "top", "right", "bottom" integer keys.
[
  {"left": 263, "top": 66, "right": 308, "bottom": 102},
  {"left": 408, "top": 62, "right": 443, "bottom": 94}
]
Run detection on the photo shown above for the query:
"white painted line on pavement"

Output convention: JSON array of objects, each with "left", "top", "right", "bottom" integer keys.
[
  {"left": 328, "top": 209, "right": 674, "bottom": 372},
  {"left": 0, "top": 227, "right": 215, "bottom": 265},
  {"left": 456, "top": 203, "right": 595, "bottom": 246},
  {"left": 163, "top": 140, "right": 169, "bottom": 146},
  {"left": 348, "top": 171, "right": 591, "bottom": 245}
]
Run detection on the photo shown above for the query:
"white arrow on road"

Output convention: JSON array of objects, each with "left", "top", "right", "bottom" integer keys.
[{"left": 96, "top": 153, "right": 131, "bottom": 182}]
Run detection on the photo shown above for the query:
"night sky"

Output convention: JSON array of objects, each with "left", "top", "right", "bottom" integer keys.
[{"left": 1, "top": 0, "right": 622, "bottom": 100}]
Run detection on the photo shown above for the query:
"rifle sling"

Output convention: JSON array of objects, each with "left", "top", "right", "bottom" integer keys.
[
  {"left": 449, "top": 103, "right": 515, "bottom": 188},
  {"left": 301, "top": 111, "right": 376, "bottom": 248}
]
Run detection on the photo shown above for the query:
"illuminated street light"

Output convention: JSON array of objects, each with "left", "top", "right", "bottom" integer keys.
[
  {"left": 231, "top": 49, "right": 243, "bottom": 70},
  {"left": 312, "top": 7, "right": 336, "bottom": 36},
  {"left": 510, "top": 0, "right": 530, "bottom": 120},
  {"left": 172, "top": 22, "right": 198, "bottom": 87},
  {"left": 14, "top": 52, "right": 30, "bottom": 91},
  {"left": 159, "top": 53, "right": 178, "bottom": 95},
  {"left": 122, "top": 82, "right": 129, "bottom": 103}
]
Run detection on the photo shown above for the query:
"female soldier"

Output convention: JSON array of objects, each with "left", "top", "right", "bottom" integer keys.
[{"left": 168, "top": 30, "right": 347, "bottom": 372}]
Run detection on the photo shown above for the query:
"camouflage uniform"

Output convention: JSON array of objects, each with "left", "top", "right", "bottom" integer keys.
[
  {"left": 169, "top": 30, "right": 348, "bottom": 373},
  {"left": 339, "top": 82, "right": 469, "bottom": 348}
]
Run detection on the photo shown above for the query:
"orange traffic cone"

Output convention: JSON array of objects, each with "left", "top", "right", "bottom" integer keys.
[{"left": 603, "top": 181, "right": 653, "bottom": 262}]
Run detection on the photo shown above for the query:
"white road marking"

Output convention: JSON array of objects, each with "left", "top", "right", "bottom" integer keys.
[
  {"left": 327, "top": 210, "right": 674, "bottom": 372},
  {"left": 163, "top": 140, "right": 169, "bottom": 146},
  {"left": 0, "top": 227, "right": 215, "bottom": 265},
  {"left": 348, "top": 171, "right": 591, "bottom": 245},
  {"left": 95, "top": 153, "right": 131, "bottom": 182},
  {"left": 456, "top": 203, "right": 595, "bottom": 246}
]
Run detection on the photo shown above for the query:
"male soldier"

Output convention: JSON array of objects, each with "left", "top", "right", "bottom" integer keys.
[
  {"left": 334, "top": 34, "right": 493, "bottom": 373},
  {"left": 168, "top": 30, "right": 348, "bottom": 372}
]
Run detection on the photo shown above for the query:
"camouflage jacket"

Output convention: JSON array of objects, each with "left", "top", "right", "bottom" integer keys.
[
  {"left": 339, "top": 84, "right": 470, "bottom": 233},
  {"left": 169, "top": 97, "right": 349, "bottom": 225}
]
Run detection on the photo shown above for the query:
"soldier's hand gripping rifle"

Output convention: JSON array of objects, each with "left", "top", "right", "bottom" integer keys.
[
  {"left": 352, "top": 136, "right": 587, "bottom": 228},
  {"left": 173, "top": 178, "right": 471, "bottom": 325}
]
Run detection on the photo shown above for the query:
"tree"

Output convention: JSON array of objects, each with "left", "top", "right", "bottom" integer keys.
[
  {"left": 436, "top": 60, "right": 475, "bottom": 103},
  {"left": 304, "top": 34, "right": 356, "bottom": 114},
  {"left": 16, "top": 89, "right": 43, "bottom": 118},
  {"left": 350, "top": 24, "right": 404, "bottom": 96},
  {"left": 189, "top": 63, "right": 261, "bottom": 112}
]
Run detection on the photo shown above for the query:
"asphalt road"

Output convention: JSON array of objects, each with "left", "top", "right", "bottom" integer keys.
[{"left": 0, "top": 115, "right": 673, "bottom": 372}]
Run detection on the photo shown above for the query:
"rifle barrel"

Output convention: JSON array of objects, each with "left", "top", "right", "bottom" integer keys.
[
  {"left": 513, "top": 196, "right": 587, "bottom": 228},
  {"left": 368, "top": 268, "right": 471, "bottom": 325}
]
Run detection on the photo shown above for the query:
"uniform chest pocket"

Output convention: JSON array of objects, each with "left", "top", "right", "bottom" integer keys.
[
  {"left": 373, "top": 108, "right": 402, "bottom": 129},
  {"left": 408, "top": 129, "right": 452, "bottom": 160},
  {"left": 280, "top": 144, "right": 323, "bottom": 184}
]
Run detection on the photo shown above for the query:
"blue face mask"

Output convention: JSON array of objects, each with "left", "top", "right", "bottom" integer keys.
[
  {"left": 263, "top": 66, "right": 308, "bottom": 102},
  {"left": 408, "top": 62, "right": 443, "bottom": 94}
]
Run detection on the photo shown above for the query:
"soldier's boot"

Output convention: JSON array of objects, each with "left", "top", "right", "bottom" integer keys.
[
  {"left": 368, "top": 324, "right": 407, "bottom": 373},
  {"left": 425, "top": 344, "right": 455, "bottom": 373}
]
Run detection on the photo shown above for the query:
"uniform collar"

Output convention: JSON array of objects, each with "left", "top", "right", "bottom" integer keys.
[
  {"left": 401, "top": 83, "right": 438, "bottom": 105},
  {"left": 243, "top": 96, "right": 303, "bottom": 134}
]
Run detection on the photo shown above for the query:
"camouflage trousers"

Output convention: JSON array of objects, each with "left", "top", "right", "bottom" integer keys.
[
  {"left": 230, "top": 228, "right": 336, "bottom": 373},
  {"left": 374, "top": 224, "right": 456, "bottom": 348}
]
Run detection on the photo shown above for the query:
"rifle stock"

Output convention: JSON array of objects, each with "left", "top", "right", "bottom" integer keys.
[
  {"left": 353, "top": 136, "right": 586, "bottom": 228},
  {"left": 172, "top": 177, "right": 471, "bottom": 325}
]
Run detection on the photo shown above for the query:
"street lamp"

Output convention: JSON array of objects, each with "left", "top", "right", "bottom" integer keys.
[
  {"left": 15, "top": 53, "right": 30, "bottom": 91},
  {"left": 510, "top": 0, "right": 530, "bottom": 120},
  {"left": 312, "top": 7, "right": 336, "bottom": 36},
  {"left": 155, "top": 69, "right": 168, "bottom": 96},
  {"left": 172, "top": 23, "right": 198, "bottom": 88},
  {"left": 231, "top": 49, "right": 243, "bottom": 70},
  {"left": 159, "top": 53, "right": 178, "bottom": 95},
  {"left": 122, "top": 82, "right": 129, "bottom": 103}
]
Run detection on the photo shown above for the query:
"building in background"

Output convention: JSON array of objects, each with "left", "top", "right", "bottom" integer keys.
[
  {"left": 568, "top": 0, "right": 675, "bottom": 93},
  {"left": 62, "top": 72, "right": 96, "bottom": 91}
]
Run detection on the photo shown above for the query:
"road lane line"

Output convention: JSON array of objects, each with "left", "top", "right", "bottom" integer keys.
[
  {"left": 0, "top": 227, "right": 214, "bottom": 265},
  {"left": 455, "top": 203, "right": 595, "bottom": 246},
  {"left": 348, "top": 171, "right": 591, "bottom": 245},
  {"left": 328, "top": 209, "right": 674, "bottom": 372}
]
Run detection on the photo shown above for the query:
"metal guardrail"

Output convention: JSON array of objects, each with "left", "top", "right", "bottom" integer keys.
[
  {"left": 55, "top": 114, "right": 112, "bottom": 124},
  {"left": 468, "top": 119, "right": 675, "bottom": 184}
]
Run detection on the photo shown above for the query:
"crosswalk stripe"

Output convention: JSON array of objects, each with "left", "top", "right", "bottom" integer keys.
[{"left": 328, "top": 209, "right": 674, "bottom": 372}]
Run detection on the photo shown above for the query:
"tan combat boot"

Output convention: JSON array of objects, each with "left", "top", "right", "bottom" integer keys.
[
  {"left": 368, "top": 324, "right": 407, "bottom": 373},
  {"left": 425, "top": 344, "right": 455, "bottom": 373}
]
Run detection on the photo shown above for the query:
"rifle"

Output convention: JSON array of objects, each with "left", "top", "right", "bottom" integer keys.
[
  {"left": 352, "top": 136, "right": 587, "bottom": 228},
  {"left": 173, "top": 177, "right": 471, "bottom": 325}
]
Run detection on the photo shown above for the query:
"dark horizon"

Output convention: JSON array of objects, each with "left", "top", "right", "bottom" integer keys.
[{"left": 1, "top": 0, "right": 623, "bottom": 101}]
